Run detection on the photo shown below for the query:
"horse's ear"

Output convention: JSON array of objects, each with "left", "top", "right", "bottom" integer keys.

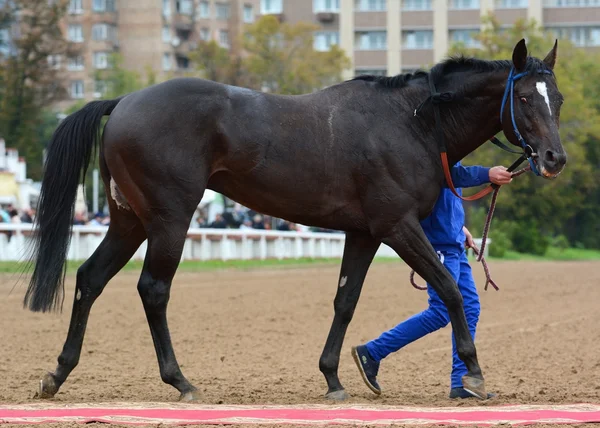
[
  {"left": 512, "top": 38, "right": 528, "bottom": 72},
  {"left": 543, "top": 39, "right": 558, "bottom": 70}
]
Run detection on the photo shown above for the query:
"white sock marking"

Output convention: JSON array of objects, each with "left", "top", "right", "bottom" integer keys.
[{"left": 536, "top": 82, "right": 552, "bottom": 116}]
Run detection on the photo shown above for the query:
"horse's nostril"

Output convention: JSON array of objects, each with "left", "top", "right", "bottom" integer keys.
[{"left": 545, "top": 150, "right": 556, "bottom": 164}]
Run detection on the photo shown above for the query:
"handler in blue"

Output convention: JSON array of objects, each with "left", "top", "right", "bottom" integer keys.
[{"left": 352, "top": 162, "right": 513, "bottom": 399}]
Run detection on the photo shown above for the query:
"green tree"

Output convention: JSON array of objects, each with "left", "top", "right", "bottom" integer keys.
[
  {"left": 0, "top": 0, "right": 70, "bottom": 180},
  {"left": 189, "top": 40, "right": 244, "bottom": 85},
  {"left": 93, "top": 53, "right": 156, "bottom": 99},
  {"left": 451, "top": 15, "right": 600, "bottom": 251},
  {"left": 191, "top": 15, "right": 350, "bottom": 95}
]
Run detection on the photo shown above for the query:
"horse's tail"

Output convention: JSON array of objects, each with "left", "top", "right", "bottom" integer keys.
[{"left": 24, "top": 97, "right": 123, "bottom": 313}]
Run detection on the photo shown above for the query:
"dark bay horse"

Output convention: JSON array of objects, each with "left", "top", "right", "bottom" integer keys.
[{"left": 24, "top": 39, "right": 566, "bottom": 402}]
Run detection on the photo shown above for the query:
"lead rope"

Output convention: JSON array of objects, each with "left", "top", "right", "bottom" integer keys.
[{"left": 410, "top": 165, "right": 531, "bottom": 292}]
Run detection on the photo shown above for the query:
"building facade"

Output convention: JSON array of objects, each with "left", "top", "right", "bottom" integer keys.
[
  {"left": 264, "top": 0, "right": 600, "bottom": 79},
  {"left": 61, "top": 0, "right": 260, "bottom": 102},
  {"left": 59, "top": 0, "right": 600, "bottom": 102}
]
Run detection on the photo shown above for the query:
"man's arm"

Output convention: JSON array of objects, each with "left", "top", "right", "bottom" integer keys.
[{"left": 446, "top": 164, "right": 513, "bottom": 188}]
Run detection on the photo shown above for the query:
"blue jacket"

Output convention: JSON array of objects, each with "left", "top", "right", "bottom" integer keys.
[{"left": 420, "top": 162, "right": 491, "bottom": 252}]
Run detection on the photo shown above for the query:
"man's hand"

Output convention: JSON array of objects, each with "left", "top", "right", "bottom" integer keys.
[
  {"left": 489, "top": 166, "right": 513, "bottom": 185},
  {"left": 463, "top": 226, "right": 475, "bottom": 249}
]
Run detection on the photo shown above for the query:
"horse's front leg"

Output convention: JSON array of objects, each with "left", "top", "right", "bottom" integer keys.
[
  {"left": 382, "top": 216, "right": 487, "bottom": 399},
  {"left": 319, "top": 232, "right": 380, "bottom": 400}
]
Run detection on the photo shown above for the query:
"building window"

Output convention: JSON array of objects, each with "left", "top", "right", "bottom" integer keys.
[
  {"left": 549, "top": 26, "right": 600, "bottom": 46},
  {"left": 495, "top": 0, "right": 527, "bottom": 6},
  {"left": 94, "top": 80, "right": 107, "bottom": 98},
  {"left": 314, "top": 31, "right": 339, "bottom": 51},
  {"left": 92, "top": 23, "right": 116, "bottom": 41},
  {"left": 68, "top": 24, "right": 84, "bottom": 42},
  {"left": 243, "top": 4, "right": 254, "bottom": 22},
  {"left": 449, "top": 0, "right": 480, "bottom": 8},
  {"left": 216, "top": 2, "right": 230, "bottom": 19},
  {"left": 261, "top": 0, "right": 283, "bottom": 14},
  {"left": 93, "top": 51, "right": 109, "bottom": 69},
  {"left": 67, "top": 55, "right": 84, "bottom": 71},
  {"left": 162, "top": 26, "right": 171, "bottom": 42},
  {"left": 176, "top": 0, "right": 193, "bottom": 14},
  {"left": 93, "top": 0, "right": 116, "bottom": 12},
  {"left": 355, "top": 31, "right": 387, "bottom": 50},
  {"left": 402, "top": 0, "right": 432, "bottom": 10},
  {"left": 163, "top": 53, "right": 171, "bottom": 71},
  {"left": 199, "top": 1, "right": 210, "bottom": 17},
  {"left": 0, "top": 28, "right": 11, "bottom": 56},
  {"left": 450, "top": 29, "right": 481, "bottom": 48},
  {"left": 314, "top": 0, "right": 340, "bottom": 12},
  {"left": 47, "top": 55, "right": 61, "bottom": 70},
  {"left": 200, "top": 27, "right": 210, "bottom": 40},
  {"left": 163, "top": 0, "right": 171, "bottom": 16},
  {"left": 355, "top": 68, "right": 387, "bottom": 76},
  {"left": 0, "top": 28, "right": 9, "bottom": 46},
  {"left": 402, "top": 30, "right": 433, "bottom": 49},
  {"left": 176, "top": 55, "right": 190, "bottom": 69},
  {"left": 71, "top": 80, "right": 84, "bottom": 99},
  {"left": 200, "top": 28, "right": 210, "bottom": 40},
  {"left": 544, "top": 0, "right": 600, "bottom": 5},
  {"left": 68, "top": 0, "right": 83, "bottom": 13},
  {"left": 355, "top": 0, "right": 386, "bottom": 11},
  {"left": 219, "top": 29, "right": 229, "bottom": 47}
]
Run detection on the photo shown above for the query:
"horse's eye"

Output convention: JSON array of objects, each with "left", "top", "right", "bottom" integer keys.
[{"left": 520, "top": 97, "right": 527, "bottom": 104}]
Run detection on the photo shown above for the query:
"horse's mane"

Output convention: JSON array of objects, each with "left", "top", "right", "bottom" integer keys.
[{"left": 351, "top": 55, "right": 552, "bottom": 89}]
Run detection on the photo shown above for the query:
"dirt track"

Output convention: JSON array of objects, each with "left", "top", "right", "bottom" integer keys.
[{"left": 1, "top": 259, "right": 600, "bottom": 424}]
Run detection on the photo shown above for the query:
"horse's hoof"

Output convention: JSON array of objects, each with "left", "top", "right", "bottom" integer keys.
[
  {"left": 462, "top": 375, "right": 487, "bottom": 400},
  {"left": 37, "top": 372, "right": 59, "bottom": 399},
  {"left": 325, "top": 389, "right": 350, "bottom": 401},
  {"left": 179, "top": 389, "right": 200, "bottom": 402}
]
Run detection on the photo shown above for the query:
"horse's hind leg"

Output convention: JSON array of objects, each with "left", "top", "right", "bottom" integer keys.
[
  {"left": 319, "top": 232, "right": 380, "bottom": 400},
  {"left": 135, "top": 197, "right": 202, "bottom": 401},
  {"left": 382, "top": 217, "right": 487, "bottom": 399},
  {"left": 39, "top": 208, "right": 146, "bottom": 398}
]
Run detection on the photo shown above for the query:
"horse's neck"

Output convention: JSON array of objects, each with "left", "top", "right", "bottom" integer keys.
[{"left": 441, "top": 70, "right": 509, "bottom": 165}]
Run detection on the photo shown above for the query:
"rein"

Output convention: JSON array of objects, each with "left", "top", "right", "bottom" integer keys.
[
  {"left": 409, "top": 66, "right": 552, "bottom": 292},
  {"left": 413, "top": 66, "right": 554, "bottom": 200},
  {"left": 409, "top": 164, "right": 530, "bottom": 292}
]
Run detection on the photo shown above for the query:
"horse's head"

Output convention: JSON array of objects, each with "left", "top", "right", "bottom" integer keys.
[{"left": 501, "top": 39, "right": 566, "bottom": 179}]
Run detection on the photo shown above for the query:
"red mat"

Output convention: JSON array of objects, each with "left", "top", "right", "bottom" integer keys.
[{"left": 2, "top": 403, "right": 600, "bottom": 426}]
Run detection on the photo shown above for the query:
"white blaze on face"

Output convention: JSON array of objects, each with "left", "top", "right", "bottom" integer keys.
[{"left": 536, "top": 82, "right": 552, "bottom": 116}]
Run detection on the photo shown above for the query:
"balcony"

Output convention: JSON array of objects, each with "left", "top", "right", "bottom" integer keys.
[{"left": 316, "top": 12, "right": 337, "bottom": 22}]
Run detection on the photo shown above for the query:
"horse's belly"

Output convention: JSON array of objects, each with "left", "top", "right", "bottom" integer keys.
[{"left": 207, "top": 170, "right": 365, "bottom": 231}]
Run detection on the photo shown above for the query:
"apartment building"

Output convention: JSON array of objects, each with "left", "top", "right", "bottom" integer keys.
[
  {"left": 262, "top": 0, "right": 600, "bottom": 79},
  {"left": 58, "top": 0, "right": 600, "bottom": 102},
  {"left": 61, "top": 0, "right": 260, "bottom": 102}
]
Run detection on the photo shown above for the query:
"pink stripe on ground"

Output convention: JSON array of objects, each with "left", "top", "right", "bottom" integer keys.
[{"left": 2, "top": 403, "right": 600, "bottom": 426}]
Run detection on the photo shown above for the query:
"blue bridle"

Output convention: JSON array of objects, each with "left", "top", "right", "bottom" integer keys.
[{"left": 499, "top": 67, "right": 554, "bottom": 176}]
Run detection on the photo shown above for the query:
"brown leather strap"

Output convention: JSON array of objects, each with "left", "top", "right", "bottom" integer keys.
[{"left": 441, "top": 152, "right": 495, "bottom": 201}]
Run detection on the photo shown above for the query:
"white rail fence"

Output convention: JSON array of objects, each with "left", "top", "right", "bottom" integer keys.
[{"left": 0, "top": 224, "right": 490, "bottom": 262}]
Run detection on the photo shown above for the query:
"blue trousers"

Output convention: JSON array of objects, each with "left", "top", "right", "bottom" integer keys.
[{"left": 365, "top": 248, "right": 481, "bottom": 389}]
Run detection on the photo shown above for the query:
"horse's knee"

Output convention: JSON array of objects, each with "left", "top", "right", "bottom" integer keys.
[
  {"left": 333, "top": 291, "right": 359, "bottom": 325},
  {"left": 447, "top": 290, "right": 464, "bottom": 310},
  {"left": 137, "top": 271, "right": 170, "bottom": 311},
  {"left": 333, "top": 302, "right": 356, "bottom": 325}
]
